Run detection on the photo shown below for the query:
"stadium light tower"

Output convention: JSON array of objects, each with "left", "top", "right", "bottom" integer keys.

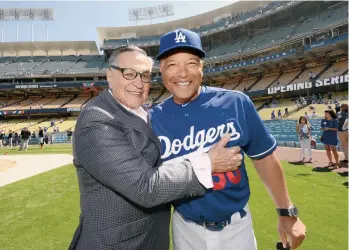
[
  {"left": 128, "top": 3, "right": 174, "bottom": 25},
  {"left": 0, "top": 8, "right": 54, "bottom": 42}
]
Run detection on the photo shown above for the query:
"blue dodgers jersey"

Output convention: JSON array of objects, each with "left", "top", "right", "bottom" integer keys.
[{"left": 149, "top": 86, "right": 277, "bottom": 223}]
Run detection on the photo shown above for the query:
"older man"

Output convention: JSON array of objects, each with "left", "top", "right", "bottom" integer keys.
[
  {"left": 68, "top": 45, "right": 242, "bottom": 250},
  {"left": 19, "top": 127, "right": 31, "bottom": 151},
  {"left": 149, "top": 28, "right": 306, "bottom": 250}
]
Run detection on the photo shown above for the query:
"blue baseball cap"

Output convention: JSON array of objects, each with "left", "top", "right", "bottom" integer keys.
[{"left": 156, "top": 28, "right": 206, "bottom": 60}]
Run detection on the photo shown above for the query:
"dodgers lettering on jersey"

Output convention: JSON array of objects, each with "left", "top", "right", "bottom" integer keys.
[
  {"left": 159, "top": 121, "right": 241, "bottom": 159},
  {"left": 149, "top": 87, "right": 277, "bottom": 223}
]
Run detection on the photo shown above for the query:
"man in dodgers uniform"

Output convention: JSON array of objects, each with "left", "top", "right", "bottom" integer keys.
[{"left": 149, "top": 29, "right": 306, "bottom": 249}]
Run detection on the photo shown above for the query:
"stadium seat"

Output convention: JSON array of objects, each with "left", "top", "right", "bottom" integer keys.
[
  {"left": 0, "top": 98, "right": 24, "bottom": 109},
  {"left": 44, "top": 97, "right": 72, "bottom": 109},
  {"left": 318, "top": 60, "right": 348, "bottom": 80},
  {"left": 234, "top": 77, "right": 258, "bottom": 91},
  {"left": 272, "top": 69, "right": 301, "bottom": 87},
  {"left": 258, "top": 100, "right": 301, "bottom": 120},
  {"left": 290, "top": 65, "right": 325, "bottom": 85},
  {"left": 63, "top": 96, "right": 91, "bottom": 108},
  {"left": 222, "top": 81, "right": 240, "bottom": 90},
  {"left": 287, "top": 104, "right": 335, "bottom": 120},
  {"left": 250, "top": 73, "right": 279, "bottom": 91},
  {"left": 2, "top": 97, "right": 42, "bottom": 111},
  {"left": 21, "top": 97, "right": 57, "bottom": 110},
  {"left": 46, "top": 117, "right": 77, "bottom": 132}
]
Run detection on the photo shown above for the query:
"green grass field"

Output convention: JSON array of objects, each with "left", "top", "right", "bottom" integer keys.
[{"left": 0, "top": 145, "right": 347, "bottom": 250}]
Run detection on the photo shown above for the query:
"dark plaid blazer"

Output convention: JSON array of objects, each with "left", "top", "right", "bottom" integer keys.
[{"left": 68, "top": 89, "right": 205, "bottom": 250}]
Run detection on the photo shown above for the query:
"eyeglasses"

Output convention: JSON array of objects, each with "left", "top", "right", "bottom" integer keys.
[{"left": 109, "top": 65, "right": 152, "bottom": 83}]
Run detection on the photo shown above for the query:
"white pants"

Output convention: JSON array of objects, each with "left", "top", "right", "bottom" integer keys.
[
  {"left": 20, "top": 139, "right": 29, "bottom": 151},
  {"left": 173, "top": 205, "right": 257, "bottom": 250},
  {"left": 300, "top": 138, "right": 312, "bottom": 159}
]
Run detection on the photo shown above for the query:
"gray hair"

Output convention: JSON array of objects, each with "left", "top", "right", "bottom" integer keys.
[{"left": 108, "top": 44, "right": 154, "bottom": 68}]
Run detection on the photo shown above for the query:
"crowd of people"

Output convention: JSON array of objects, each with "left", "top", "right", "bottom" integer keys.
[
  {"left": 0, "top": 127, "right": 32, "bottom": 151},
  {"left": 0, "top": 121, "right": 74, "bottom": 149},
  {"left": 296, "top": 103, "right": 348, "bottom": 167},
  {"left": 310, "top": 92, "right": 347, "bottom": 106},
  {"left": 269, "top": 96, "right": 307, "bottom": 119}
]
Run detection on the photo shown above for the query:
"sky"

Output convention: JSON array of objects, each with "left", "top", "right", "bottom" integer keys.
[{"left": 0, "top": 1, "right": 236, "bottom": 45}]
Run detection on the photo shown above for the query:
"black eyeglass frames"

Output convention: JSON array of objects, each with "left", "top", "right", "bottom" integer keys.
[{"left": 109, "top": 65, "right": 152, "bottom": 83}]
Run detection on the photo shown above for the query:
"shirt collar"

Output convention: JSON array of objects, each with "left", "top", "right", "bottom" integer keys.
[{"left": 108, "top": 89, "right": 148, "bottom": 123}]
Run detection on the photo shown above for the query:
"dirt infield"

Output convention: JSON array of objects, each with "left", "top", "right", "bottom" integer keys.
[
  {"left": 275, "top": 147, "right": 348, "bottom": 174},
  {"left": 0, "top": 159, "right": 17, "bottom": 172},
  {"left": 0, "top": 154, "right": 73, "bottom": 187}
]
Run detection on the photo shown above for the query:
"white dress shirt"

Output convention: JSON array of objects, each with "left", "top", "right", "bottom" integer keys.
[
  {"left": 108, "top": 89, "right": 148, "bottom": 123},
  {"left": 108, "top": 89, "right": 213, "bottom": 188}
]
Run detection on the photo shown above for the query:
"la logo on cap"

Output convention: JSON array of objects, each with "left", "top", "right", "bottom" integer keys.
[{"left": 174, "top": 30, "right": 186, "bottom": 43}]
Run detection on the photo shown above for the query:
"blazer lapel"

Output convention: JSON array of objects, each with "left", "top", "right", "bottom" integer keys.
[
  {"left": 101, "top": 90, "right": 161, "bottom": 152},
  {"left": 147, "top": 113, "right": 152, "bottom": 127}
]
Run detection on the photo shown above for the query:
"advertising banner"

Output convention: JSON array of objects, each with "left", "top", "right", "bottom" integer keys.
[{"left": 267, "top": 75, "right": 349, "bottom": 95}]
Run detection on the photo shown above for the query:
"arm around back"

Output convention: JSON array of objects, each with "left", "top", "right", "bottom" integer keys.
[{"left": 73, "top": 106, "right": 206, "bottom": 208}]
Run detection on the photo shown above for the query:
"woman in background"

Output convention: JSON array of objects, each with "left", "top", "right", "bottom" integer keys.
[
  {"left": 321, "top": 109, "right": 339, "bottom": 168},
  {"left": 296, "top": 116, "right": 313, "bottom": 163}
]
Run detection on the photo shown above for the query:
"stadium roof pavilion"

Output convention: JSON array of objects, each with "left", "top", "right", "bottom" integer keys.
[
  {"left": 97, "top": 1, "right": 271, "bottom": 40},
  {"left": 0, "top": 41, "right": 99, "bottom": 57}
]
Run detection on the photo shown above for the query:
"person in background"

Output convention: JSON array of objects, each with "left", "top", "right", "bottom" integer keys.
[
  {"left": 0, "top": 130, "right": 4, "bottom": 148},
  {"left": 38, "top": 127, "right": 44, "bottom": 149},
  {"left": 67, "top": 129, "right": 73, "bottom": 144},
  {"left": 278, "top": 109, "right": 282, "bottom": 119},
  {"left": 272, "top": 98, "right": 277, "bottom": 107},
  {"left": 343, "top": 118, "right": 348, "bottom": 131},
  {"left": 296, "top": 116, "right": 312, "bottom": 163},
  {"left": 321, "top": 109, "right": 339, "bottom": 168},
  {"left": 49, "top": 132, "right": 53, "bottom": 144},
  {"left": 19, "top": 127, "right": 31, "bottom": 151},
  {"left": 44, "top": 134, "right": 49, "bottom": 144},
  {"left": 17, "top": 132, "right": 21, "bottom": 146},
  {"left": 13, "top": 132, "right": 18, "bottom": 147},
  {"left": 285, "top": 107, "right": 289, "bottom": 116},
  {"left": 271, "top": 110, "right": 276, "bottom": 120},
  {"left": 328, "top": 92, "right": 332, "bottom": 100},
  {"left": 8, "top": 130, "right": 13, "bottom": 148},
  {"left": 337, "top": 104, "right": 348, "bottom": 163}
]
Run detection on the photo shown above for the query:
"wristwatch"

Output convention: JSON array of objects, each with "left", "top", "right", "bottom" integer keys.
[{"left": 276, "top": 205, "right": 298, "bottom": 217}]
